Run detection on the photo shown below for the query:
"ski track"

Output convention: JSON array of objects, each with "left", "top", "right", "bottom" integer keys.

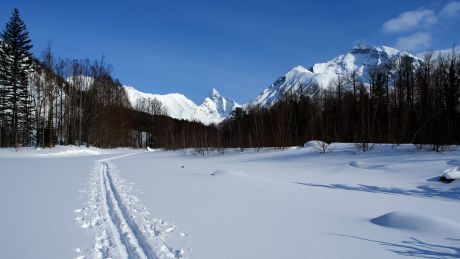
[
  {"left": 76, "top": 153, "right": 185, "bottom": 259},
  {"left": 102, "top": 161, "right": 157, "bottom": 259}
]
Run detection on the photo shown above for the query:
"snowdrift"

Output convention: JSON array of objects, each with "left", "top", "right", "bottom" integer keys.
[{"left": 371, "top": 211, "right": 460, "bottom": 236}]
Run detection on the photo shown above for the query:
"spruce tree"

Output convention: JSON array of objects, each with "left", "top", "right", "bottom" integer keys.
[
  {"left": 0, "top": 40, "right": 6, "bottom": 146},
  {"left": 0, "top": 8, "right": 33, "bottom": 147}
]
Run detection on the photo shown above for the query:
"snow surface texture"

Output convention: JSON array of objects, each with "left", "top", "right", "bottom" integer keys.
[
  {"left": 370, "top": 211, "right": 460, "bottom": 236},
  {"left": 251, "top": 44, "right": 421, "bottom": 107},
  {"left": 0, "top": 145, "right": 130, "bottom": 158},
  {"left": 124, "top": 86, "right": 240, "bottom": 125},
  {"left": 1, "top": 144, "right": 460, "bottom": 258},
  {"left": 77, "top": 153, "right": 188, "bottom": 258},
  {"left": 111, "top": 145, "right": 460, "bottom": 258},
  {"left": 442, "top": 167, "right": 460, "bottom": 180}
]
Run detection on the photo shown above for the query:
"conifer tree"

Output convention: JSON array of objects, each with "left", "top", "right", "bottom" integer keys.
[
  {"left": 0, "top": 8, "right": 33, "bottom": 147},
  {"left": 0, "top": 40, "right": 7, "bottom": 146}
]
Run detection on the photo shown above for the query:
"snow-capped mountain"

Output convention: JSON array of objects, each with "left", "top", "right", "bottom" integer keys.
[
  {"left": 71, "top": 44, "right": 428, "bottom": 124},
  {"left": 251, "top": 44, "right": 421, "bottom": 107},
  {"left": 201, "top": 88, "right": 240, "bottom": 121},
  {"left": 124, "top": 86, "right": 240, "bottom": 125},
  {"left": 417, "top": 46, "right": 460, "bottom": 59}
]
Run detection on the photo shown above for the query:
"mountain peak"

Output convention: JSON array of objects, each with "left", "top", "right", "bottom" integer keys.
[
  {"left": 292, "top": 65, "right": 307, "bottom": 70},
  {"left": 352, "top": 43, "right": 377, "bottom": 51},
  {"left": 350, "top": 44, "right": 407, "bottom": 57},
  {"left": 209, "top": 88, "right": 221, "bottom": 98}
]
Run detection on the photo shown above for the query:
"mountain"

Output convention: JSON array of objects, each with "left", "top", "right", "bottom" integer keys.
[
  {"left": 73, "top": 44, "right": 428, "bottom": 124},
  {"left": 250, "top": 44, "right": 421, "bottom": 107},
  {"left": 124, "top": 86, "right": 240, "bottom": 125},
  {"left": 200, "top": 88, "right": 241, "bottom": 122},
  {"left": 417, "top": 46, "right": 460, "bottom": 59}
]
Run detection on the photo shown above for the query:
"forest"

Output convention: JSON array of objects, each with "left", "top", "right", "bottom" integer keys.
[
  {"left": 1, "top": 9, "right": 459, "bottom": 151},
  {"left": 221, "top": 52, "right": 460, "bottom": 152}
]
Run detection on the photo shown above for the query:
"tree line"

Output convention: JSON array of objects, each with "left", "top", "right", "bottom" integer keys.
[{"left": 220, "top": 52, "right": 460, "bottom": 151}]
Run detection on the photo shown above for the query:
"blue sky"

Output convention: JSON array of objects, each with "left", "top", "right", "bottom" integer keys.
[{"left": 1, "top": 0, "right": 459, "bottom": 103}]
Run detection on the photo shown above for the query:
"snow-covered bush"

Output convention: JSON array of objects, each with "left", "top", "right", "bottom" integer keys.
[{"left": 304, "top": 140, "right": 330, "bottom": 154}]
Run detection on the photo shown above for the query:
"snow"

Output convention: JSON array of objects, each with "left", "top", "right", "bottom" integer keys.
[
  {"left": 304, "top": 140, "right": 329, "bottom": 153},
  {"left": 251, "top": 65, "right": 321, "bottom": 107},
  {"left": 0, "top": 145, "right": 131, "bottom": 158},
  {"left": 442, "top": 167, "right": 460, "bottom": 180},
  {"left": 66, "top": 76, "right": 95, "bottom": 90},
  {"left": 417, "top": 47, "right": 460, "bottom": 59},
  {"left": 0, "top": 147, "right": 133, "bottom": 258},
  {"left": 124, "top": 86, "right": 240, "bottom": 125},
  {"left": 251, "top": 44, "right": 421, "bottom": 107},
  {"left": 371, "top": 211, "right": 460, "bottom": 236},
  {"left": 1, "top": 144, "right": 460, "bottom": 258}
]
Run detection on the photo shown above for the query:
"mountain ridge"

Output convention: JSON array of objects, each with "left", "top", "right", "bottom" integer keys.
[
  {"left": 124, "top": 86, "right": 241, "bottom": 125},
  {"left": 250, "top": 44, "right": 421, "bottom": 107}
]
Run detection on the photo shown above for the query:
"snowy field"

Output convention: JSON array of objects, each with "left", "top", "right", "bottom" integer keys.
[{"left": 1, "top": 144, "right": 460, "bottom": 258}]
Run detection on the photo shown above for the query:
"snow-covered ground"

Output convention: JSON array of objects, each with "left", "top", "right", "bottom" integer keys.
[{"left": 1, "top": 144, "right": 459, "bottom": 258}]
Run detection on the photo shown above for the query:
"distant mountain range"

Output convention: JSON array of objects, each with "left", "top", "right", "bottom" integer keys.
[
  {"left": 125, "top": 44, "right": 428, "bottom": 124},
  {"left": 124, "top": 86, "right": 240, "bottom": 125}
]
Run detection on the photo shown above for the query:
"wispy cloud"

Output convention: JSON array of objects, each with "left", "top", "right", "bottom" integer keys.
[
  {"left": 395, "top": 32, "right": 431, "bottom": 51},
  {"left": 382, "top": 2, "right": 460, "bottom": 52},
  {"left": 440, "top": 1, "right": 460, "bottom": 17},
  {"left": 382, "top": 9, "right": 437, "bottom": 33}
]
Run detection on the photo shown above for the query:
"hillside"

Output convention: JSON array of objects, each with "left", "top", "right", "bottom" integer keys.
[
  {"left": 124, "top": 86, "right": 240, "bottom": 125},
  {"left": 250, "top": 44, "right": 421, "bottom": 107}
]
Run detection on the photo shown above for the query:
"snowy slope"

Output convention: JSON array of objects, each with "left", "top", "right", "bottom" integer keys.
[
  {"left": 65, "top": 75, "right": 94, "bottom": 90},
  {"left": 124, "top": 86, "right": 240, "bottom": 125},
  {"left": 417, "top": 46, "right": 460, "bottom": 59},
  {"left": 251, "top": 44, "right": 421, "bottom": 107}
]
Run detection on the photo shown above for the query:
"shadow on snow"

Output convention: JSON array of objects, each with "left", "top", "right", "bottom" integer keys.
[
  {"left": 293, "top": 182, "right": 460, "bottom": 200},
  {"left": 325, "top": 233, "right": 460, "bottom": 258}
]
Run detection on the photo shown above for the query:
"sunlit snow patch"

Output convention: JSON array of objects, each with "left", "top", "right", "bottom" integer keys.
[
  {"left": 35, "top": 148, "right": 101, "bottom": 157},
  {"left": 371, "top": 211, "right": 460, "bottom": 236},
  {"left": 440, "top": 167, "right": 460, "bottom": 183}
]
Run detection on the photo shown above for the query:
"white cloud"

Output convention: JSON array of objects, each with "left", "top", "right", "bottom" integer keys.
[
  {"left": 383, "top": 2, "right": 460, "bottom": 52},
  {"left": 395, "top": 32, "right": 431, "bottom": 52},
  {"left": 440, "top": 1, "right": 460, "bottom": 17},
  {"left": 383, "top": 9, "right": 437, "bottom": 33}
]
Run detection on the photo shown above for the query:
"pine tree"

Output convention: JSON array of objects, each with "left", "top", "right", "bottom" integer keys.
[
  {"left": 0, "top": 8, "right": 33, "bottom": 147},
  {"left": 0, "top": 32, "right": 10, "bottom": 146}
]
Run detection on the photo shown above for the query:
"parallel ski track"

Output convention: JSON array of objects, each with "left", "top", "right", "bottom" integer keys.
[{"left": 100, "top": 161, "right": 158, "bottom": 259}]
